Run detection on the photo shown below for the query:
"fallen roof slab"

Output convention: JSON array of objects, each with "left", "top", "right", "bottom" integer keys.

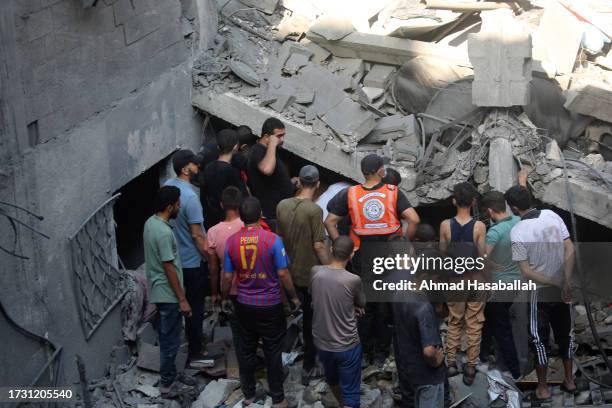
[
  {"left": 306, "top": 30, "right": 471, "bottom": 66},
  {"left": 192, "top": 88, "right": 363, "bottom": 183}
]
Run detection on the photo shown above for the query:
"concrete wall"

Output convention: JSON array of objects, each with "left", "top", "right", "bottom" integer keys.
[{"left": 0, "top": 0, "right": 217, "bottom": 385}]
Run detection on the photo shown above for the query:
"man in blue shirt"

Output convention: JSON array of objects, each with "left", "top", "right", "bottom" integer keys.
[
  {"left": 222, "top": 197, "right": 300, "bottom": 407},
  {"left": 164, "top": 149, "right": 210, "bottom": 364}
]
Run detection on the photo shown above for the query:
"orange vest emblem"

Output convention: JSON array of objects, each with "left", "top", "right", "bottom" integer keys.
[{"left": 347, "top": 184, "right": 401, "bottom": 248}]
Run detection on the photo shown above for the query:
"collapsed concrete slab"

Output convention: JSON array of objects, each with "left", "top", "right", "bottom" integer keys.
[
  {"left": 533, "top": 3, "right": 582, "bottom": 76},
  {"left": 306, "top": 30, "right": 470, "bottom": 66},
  {"left": 361, "top": 114, "right": 417, "bottom": 144},
  {"left": 540, "top": 173, "right": 612, "bottom": 229},
  {"left": 468, "top": 9, "right": 532, "bottom": 107},
  {"left": 192, "top": 88, "right": 362, "bottom": 182},
  {"left": 564, "top": 81, "right": 612, "bottom": 123}
]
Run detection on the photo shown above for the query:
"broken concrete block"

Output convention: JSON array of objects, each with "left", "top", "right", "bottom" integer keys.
[
  {"left": 269, "top": 94, "right": 295, "bottom": 113},
  {"left": 468, "top": 9, "right": 532, "bottom": 107},
  {"left": 282, "top": 53, "right": 311, "bottom": 75},
  {"left": 545, "top": 140, "right": 562, "bottom": 162},
  {"left": 564, "top": 81, "right": 612, "bottom": 123},
  {"left": 229, "top": 60, "right": 260, "bottom": 86},
  {"left": 361, "top": 115, "right": 417, "bottom": 144},
  {"left": 192, "top": 379, "right": 241, "bottom": 408},
  {"left": 488, "top": 138, "right": 518, "bottom": 192},
  {"left": 581, "top": 153, "right": 606, "bottom": 172},
  {"left": 329, "top": 57, "right": 365, "bottom": 91},
  {"left": 308, "top": 15, "right": 355, "bottom": 41},
  {"left": 239, "top": 0, "right": 278, "bottom": 14},
  {"left": 136, "top": 342, "right": 188, "bottom": 373},
  {"left": 300, "top": 39, "right": 331, "bottom": 63},
  {"left": 321, "top": 98, "right": 377, "bottom": 142},
  {"left": 295, "top": 88, "right": 315, "bottom": 105},
  {"left": 360, "top": 87, "right": 384, "bottom": 103},
  {"left": 363, "top": 64, "right": 396, "bottom": 88}
]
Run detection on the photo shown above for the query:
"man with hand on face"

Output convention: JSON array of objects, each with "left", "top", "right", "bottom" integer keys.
[
  {"left": 143, "top": 186, "right": 194, "bottom": 396},
  {"left": 247, "top": 117, "right": 297, "bottom": 232},
  {"left": 164, "top": 149, "right": 210, "bottom": 367}
]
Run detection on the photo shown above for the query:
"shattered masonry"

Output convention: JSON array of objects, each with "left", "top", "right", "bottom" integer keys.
[{"left": 192, "top": 0, "right": 612, "bottom": 230}]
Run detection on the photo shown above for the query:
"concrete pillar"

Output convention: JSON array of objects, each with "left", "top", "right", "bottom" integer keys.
[{"left": 488, "top": 137, "right": 518, "bottom": 192}]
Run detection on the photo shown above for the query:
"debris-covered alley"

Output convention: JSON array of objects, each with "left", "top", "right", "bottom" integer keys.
[{"left": 1, "top": 0, "right": 612, "bottom": 407}]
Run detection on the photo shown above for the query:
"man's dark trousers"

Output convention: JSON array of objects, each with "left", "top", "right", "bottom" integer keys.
[
  {"left": 297, "top": 286, "right": 316, "bottom": 371},
  {"left": 235, "top": 302, "right": 286, "bottom": 403},
  {"left": 480, "top": 300, "right": 521, "bottom": 378},
  {"left": 183, "top": 262, "right": 209, "bottom": 356},
  {"left": 156, "top": 303, "right": 182, "bottom": 387},
  {"left": 351, "top": 247, "right": 391, "bottom": 361}
]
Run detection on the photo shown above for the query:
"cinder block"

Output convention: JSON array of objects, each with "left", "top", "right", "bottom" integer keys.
[{"left": 468, "top": 9, "right": 532, "bottom": 107}]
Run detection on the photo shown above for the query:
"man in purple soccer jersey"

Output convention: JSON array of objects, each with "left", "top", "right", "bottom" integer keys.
[{"left": 222, "top": 197, "right": 301, "bottom": 408}]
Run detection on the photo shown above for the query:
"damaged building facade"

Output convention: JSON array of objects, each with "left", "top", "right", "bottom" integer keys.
[
  {"left": 1, "top": 0, "right": 612, "bottom": 406},
  {"left": 0, "top": 0, "right": 219, "bottom": 385}
]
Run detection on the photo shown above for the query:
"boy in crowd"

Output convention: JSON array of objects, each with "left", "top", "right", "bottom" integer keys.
[
  {"left": 311, "top": 236, "right": 365, "bottom": 408},
  {"left": 207, "top": 186, "right": 244, "bottom": 309},
  {"left": 479, "top": 191, "right": 522, "bottom": 379},
  {"left": 439, "top": 182, "right": 486, "bottom": 385},
  {"left": 506, "top": 185, "right": 576, "bottom": 402}
]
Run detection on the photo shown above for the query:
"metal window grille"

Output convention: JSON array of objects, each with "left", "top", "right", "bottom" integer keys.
[{"left": 69, "top": 194, "right": 127, "bottom": 340}]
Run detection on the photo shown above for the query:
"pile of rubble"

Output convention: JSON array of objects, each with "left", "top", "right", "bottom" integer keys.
[{"left": 191, "top": 0, "right": 612, "bottom": 229}]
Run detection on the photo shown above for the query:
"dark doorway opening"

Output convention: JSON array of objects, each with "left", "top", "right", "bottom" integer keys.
[{"left": 113, "top": 160, "right": 166, "bottom": 269}]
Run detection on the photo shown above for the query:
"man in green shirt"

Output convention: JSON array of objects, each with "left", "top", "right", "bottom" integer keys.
[
  {"left": 143, "top": 186, "right": 193, "bottom": 396},
  {"left": 277, "top": 165, "right": 331, "bottom": 383},
  {"left": 480, "top": 191, "right": 521, "bottom": 379}
]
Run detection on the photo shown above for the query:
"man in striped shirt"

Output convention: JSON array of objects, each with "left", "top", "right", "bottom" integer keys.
[{"left": 222, "top": 197, "right": 301, "bottom": 407}]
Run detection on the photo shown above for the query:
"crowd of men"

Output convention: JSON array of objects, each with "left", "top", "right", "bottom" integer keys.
[{"left": 142, "top": 117, "right": 577, "bottom": 407}]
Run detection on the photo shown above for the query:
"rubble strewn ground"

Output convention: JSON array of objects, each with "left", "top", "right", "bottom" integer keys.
[
  {"left": 84, "top": 285, "right": 612, "bottom": 408},
  {"left": 191, "top": 0, "right": 612, "bottom": 229}
]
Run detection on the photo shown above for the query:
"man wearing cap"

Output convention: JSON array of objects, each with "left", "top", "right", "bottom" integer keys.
[
  {"left": 164, "top": 149, "right": 210, "bottom": 365},
  {"left": 277, "top": 165, "right": 331, "bottom": 383},
  {"left": 247, "top": 117, "right": 297, "bottom": 232},
  {"left": 324, "top": 154, "right": 420, "bottom": 366}
]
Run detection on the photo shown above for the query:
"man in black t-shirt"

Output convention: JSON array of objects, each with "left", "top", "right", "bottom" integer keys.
[
  {"left": 392, "top": 267, "right": 446, "bottom": 408},
  {"left": 247, "top": 118, "right": 297, "bottom": 231},
  {"left": 201, "top": 129, "right": 248, "bottom": 230},
  {"left": 324, "top": 154, "right": 420, "bottom": 366}
]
